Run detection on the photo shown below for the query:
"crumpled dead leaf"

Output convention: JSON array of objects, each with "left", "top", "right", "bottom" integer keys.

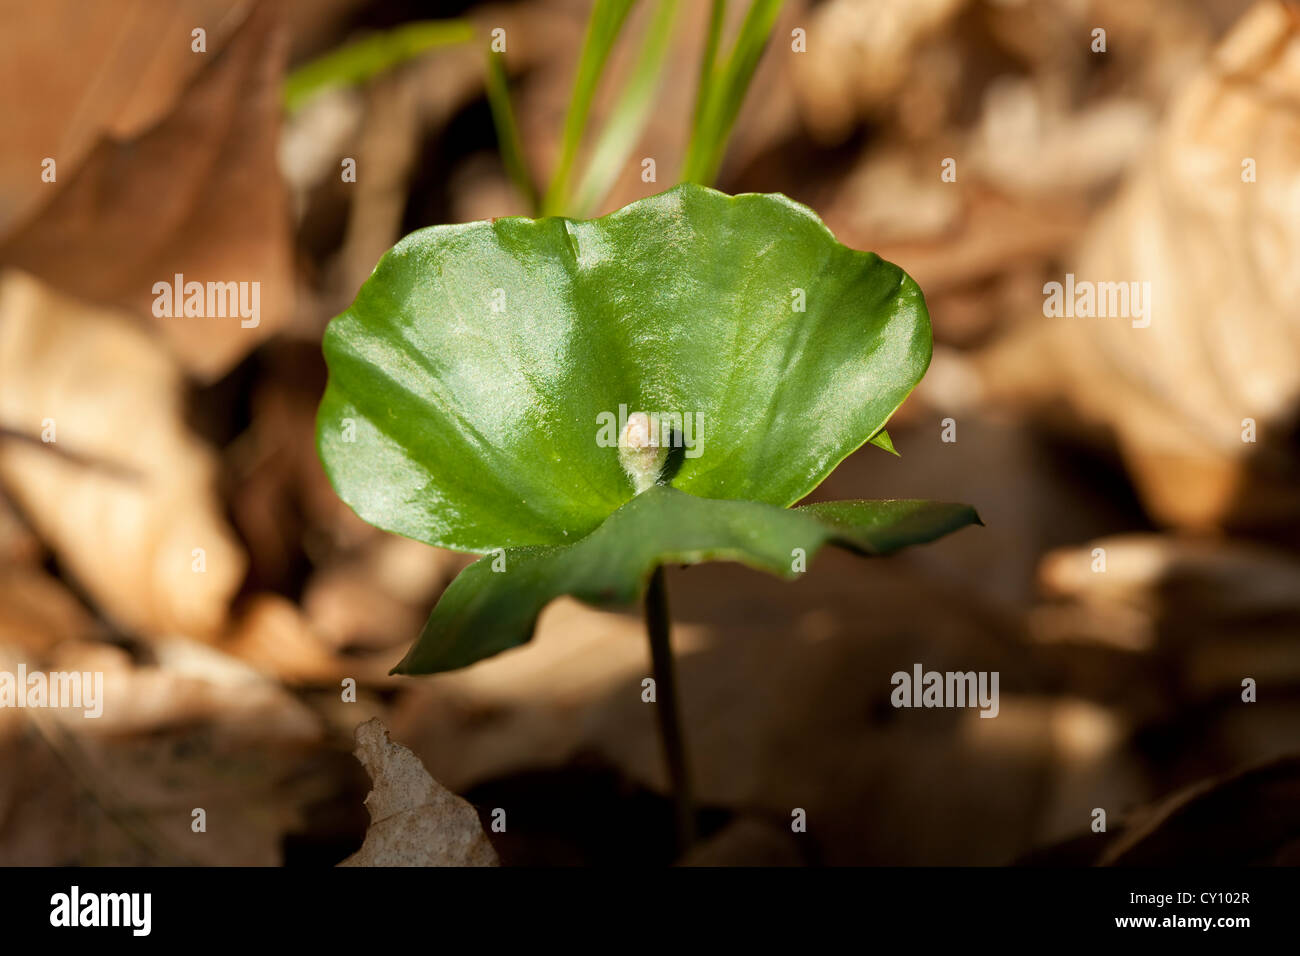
[
  {"left": 220, "top": 592, "right": 405, "bottom": 686},
  {"left": 340, "top": 718, "right": 498, "bottom": 867},
  {"left": 1100, "top": 755, "right": 1300, "bottom": 865},
  {"left": 0, "top": 0, "right": 246, "bottom": 232},
  {"left": 1031, "top": 533, "right": 1300, "bottom": 700},
  {"left": 0, "top": 565, "right": 97, "bottom": 657},
  {"left": 0, "top": 1, "right": 293, "bottom": 381},
  {"left": 977, "top": 0, "right": 1300, "bottom": 532},
  {"left": 303, "top": 534, "right": 466, "bottom": 654},
  {"left": 1038, "top": 534, "right": 1300, "bottom": 621},
  {"left": 969, "top": 79, "right": 1155, "bottom": 197},
  {"left": 0, "top": 493, "right": 41, "bottom": 567},
  {"left": 0, "top": 637, "right": 329, "bottom": 865},
  {"left": 789, "top": 0, "right": 967, "bottom": 144},
  {"left": 0, "top": 272, "right": 246, "bottom": 638}
]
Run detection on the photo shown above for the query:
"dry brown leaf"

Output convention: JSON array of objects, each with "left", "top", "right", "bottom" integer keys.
[
  {"left": 221, "top": 594, "right": 343, "bottom": 684},
  {"left": 1039, "top": 534, "right": 1300, "bottom": 617},
  {"left": 0, "top": 272, "right": 246, "bottom": 638},
  {"left": 978, "top": 0, "right": 1300, "bottom": 531},
  {"left": 221, "top": 592, "right": 404, "bottom": 686},
  {"left": 968, "top": 80, "right": 1155, "bottom": 196},
  {"left": 0, "top": 0, "right": 247, "bottom": 232},
  {"left": 679, "top": 816, "right": 805, "bottom": 866},
  {"left": 1100, "top": 755, "right": 1300, "bottom": 865},
  {"left": 37, "top": 637, "right": 321, "bottom": 739},
  {"left": 1031, "top": 534, "right": 1300, "bottom": 694},
  {"left": 856, "top": 187, "right": 1090, "bottom": 301},
  {"left": 0, "top": 565, "right": 96, "bottom": 656},
  {"left": 789, "top": 0, "right": 967, "bottom": 144},
  {"left": 340, "top": 718, "right": 498, "bottom": 867},
  {"left": 825, "top": 147, "right": 963, "bottom": 245},
  {"left": 0, "top": 1, "right": 293, "bottom": 381},
  {"left": 0, "top": 638, "right": 330, "bottom": 865},
  {"left": 303, "top": 535, "right": 466, "bottom": 653},
  {"left": 0, "top": 491, "right": 42, "bottom": 567}
]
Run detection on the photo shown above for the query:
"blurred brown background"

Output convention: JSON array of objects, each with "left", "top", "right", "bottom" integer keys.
[{"left": 0, "top": 0, "right": 1298, "bottom": 865}]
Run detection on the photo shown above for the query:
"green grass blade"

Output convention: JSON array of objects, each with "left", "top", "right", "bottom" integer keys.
[
  {"left": 540, "top": 0, "right": 639, "bottom": 216},
  {"left": 283, "top": 19, "right": 476, "bottom": 113},
  {"left": 688, "top": 0, "right": 726, "bottom": 150},
  {"left": 486, "top": 49, "right": 540, "bottom": 215},
  {"left": 571, "top": 0, "right": 679, "bottom": 217},
  {"left": 681, "top": 0, "right": 784, "bottom": 185}
]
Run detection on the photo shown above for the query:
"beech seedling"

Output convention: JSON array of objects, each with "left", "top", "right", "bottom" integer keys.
[{"left": 316, "top": 183, "right": 980, "bottom": 847}]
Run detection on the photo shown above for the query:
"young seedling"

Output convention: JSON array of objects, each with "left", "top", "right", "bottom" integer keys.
[{"left": 316, "top": 184, "right": 980, "bottom": 853}]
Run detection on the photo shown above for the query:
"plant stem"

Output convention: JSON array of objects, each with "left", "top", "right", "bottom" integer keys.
[{"left": 645, "top": 565, "right": 696, "bottom": 854}]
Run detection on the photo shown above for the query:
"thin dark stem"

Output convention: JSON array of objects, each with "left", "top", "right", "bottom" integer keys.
[{"left": 645, "top": 565, "right": 696, "bottom": 854}]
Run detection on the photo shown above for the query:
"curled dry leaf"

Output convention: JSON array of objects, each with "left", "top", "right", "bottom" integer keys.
[
  {"left": 1100, "top": 755, "right": 1300, "bottom": 865},
  {"left": 0, "top": 272, "right": 246, "bottom": 638},
  {"left": 221, "top": 594, "right": 343, "bottom": 684},
  {"left": 0, "top": 638, "right": 327, "bottom": 866},
  {"left": 1038, "top": 534, "right": 1300, "bottom": 618},
  {"left": 0, "top": 0, "right": 293, "bottom": 381},
  {"left": 978, "top": 0, "right": 1300, "bottom": 531},
  {"left": 0, "top": 0, "right": 244, "bottom": 232},
  {"left": 1031, "top": 534, "right": 1300, "bottom": 690},
  {"left": 968, "top": 79, "right": 1155, "bottom": 197},
  {"left": 340, "top": 718, "right": 498, "bottom": 867},
  {"left": 0, "top": 565, "right": 97, "bottom": 657},
  {"left": 0, "top": 490, "right": 41, "bottom": 566},
  {"left": 221, "top": 592, "right": 404, "bottom": 686},
  {"left": 303, "top": 535, "right": 466, "bottom": 654},
  {"left": 789, "top": 0, "right": 967, "bottom": 144}
]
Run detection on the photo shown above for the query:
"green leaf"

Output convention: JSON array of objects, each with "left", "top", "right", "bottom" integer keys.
[
  {"left": 540, "top": 0, "right": 639, "bottom": 216},
  {"left": 283, "top": 20, "right": 476, "bottom": 114},
  {"left": 796, "top": 498, "right": 981, "bottom": 557},
  {"left": 571, "top": 0, "right": 680, "bottom": 217},
  {"left": 317, "top": 183, "right": 932, "bottom": 554},
  {"left": 869, "top": 428, "right": 898, "bottom": 456},
  {"left": 394, "top": 485, "right": 980, "bottom": 673}
]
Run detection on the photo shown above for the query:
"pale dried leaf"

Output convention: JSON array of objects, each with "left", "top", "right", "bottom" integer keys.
[
  {"left": 340, "top": 718, "right": 498, "bottom": 867},
  {"left": 0, "top": 566, "right": 96, "bottom": 656},
  {"left": 0, "top": 272, "right": 246, "bottom": 638},
  {"left": 0, "top": 0, "right": 246, "bottom": 232},
  {"left": 979, "top": 1, "right": 1300, "bottom": 529},
  {"left": 790, "top": 0, "right": 967, "bottom": 143},
  {"left": 0, "top": 637, "right": 326, "bottom": 865},
  {"left": 0, "top": 1, "right": 293, "bottom": 381}
]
